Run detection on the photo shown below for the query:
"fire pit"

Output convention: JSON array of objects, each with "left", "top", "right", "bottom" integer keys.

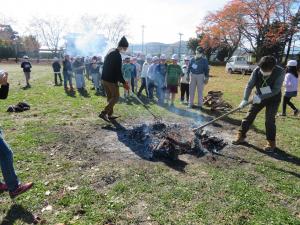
[{"left": 125, "top": 122, "right": 227, "bottom": 160}]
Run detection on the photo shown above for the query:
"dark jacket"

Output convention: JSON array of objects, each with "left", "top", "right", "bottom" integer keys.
[
  {"left": 102, "top": 49, "right": 125, "bottom": 84},
  {"left": 72, "top": 60, "right": 84, "bottom": 74},
  {"left": 63, "top": 60, "right": 72, "bottom": 73},
  {"left": 21, "top": 62, "right": 32, "bottom": 72},
  {"left": 0, "top": 84, "right": 9, "bottom": 99},
  {"left": 52, "top": 61, "right": 61, "bottom": 72}
]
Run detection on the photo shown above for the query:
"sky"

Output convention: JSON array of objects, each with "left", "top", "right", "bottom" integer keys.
[{"left": 0, "top": 0, "right": 229, "bottom": 44}]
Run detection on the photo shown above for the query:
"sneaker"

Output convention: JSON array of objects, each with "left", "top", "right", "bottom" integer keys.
[
  {"left": 9, "top": 182, "right": 33, "bottom": 198},
  {"left": 99, "top": 112, "right": 110, "bottom": 122},
  {"left": 0, "top": 182, "right": 8, "bottom": 191},
  {"left": 188, "top": 104, "right": 194, "bottom": 109},
  {"left": 278, "top": 113, "right": 286, "bottom": 116},
  {"left": 294, "top": 109, "right": 299, "bottom": 116}
]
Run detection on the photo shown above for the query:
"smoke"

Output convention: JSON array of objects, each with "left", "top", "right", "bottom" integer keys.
[{"left": 74, "top": 33, "right": 108, "bottom": 56}]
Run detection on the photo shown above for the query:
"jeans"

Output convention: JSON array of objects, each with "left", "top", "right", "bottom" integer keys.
[
  {"left": 0, "top": 130, "right": 19, "bottom": 191},
  {"left": 91, "top": 73, "right": 100, "bottom": 90},
  {"left": 63, "top": 71, "right": 73, "bottom": 88},
  {"left": 138, "top": 78, "right": 148, "bottom": 97},
  {"left": 147, "top": 79, "right": 155, "bottom": 99},
  {"left": 75, "top": 73, "right": 85, "bottom": 89},
  {"left": 239, "top": 99, "right": 281, "bottom": 141}
]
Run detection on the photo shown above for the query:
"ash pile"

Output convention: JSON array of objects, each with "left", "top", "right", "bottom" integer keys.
[{"left": 125, "top": 122, "right": 227, "bottom": 160}]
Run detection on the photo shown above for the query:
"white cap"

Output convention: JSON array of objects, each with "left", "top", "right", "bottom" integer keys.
[
  {"left": 287, "top": 60, "right": 297, "bottom": 67},
  {"left": 152, "top": 56, "right": 159, "bottom": 61},
  {"left": 23, "top": 55, "right": 29, "bottom": 59},
  {"left": 53, "top": 57, "right": 59, "bottom": 61},
  {"left": 160, "top": 54, "right": 167, "bottom": 60},
  {"left": 171, "top": 54, "right": 178, "bottom": 60},
  {"left": 184, "top": 56, "right": 190, "bottom": 61},
  {"left": 146, "top": 54, "right": 152, "bottom": 59}
]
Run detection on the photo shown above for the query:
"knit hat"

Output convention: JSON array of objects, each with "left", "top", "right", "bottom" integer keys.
[
  {"left": 118, "top": 36, "right": 129, "bottom": 48},
  {"left": 287, "top": 60, "right": 297, "bottom": 67}
]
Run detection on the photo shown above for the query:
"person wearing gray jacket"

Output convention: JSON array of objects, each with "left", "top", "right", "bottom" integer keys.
[
  {"left": 187, "top": 46, "right": 209, "bottom": 108},
  {"left": 233, "top": 56, "right": 285, "bottom": 151}
]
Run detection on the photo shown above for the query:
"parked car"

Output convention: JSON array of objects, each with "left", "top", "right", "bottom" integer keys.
[{"left": 226, "top": 56, "right": 256, "bottom": 75}]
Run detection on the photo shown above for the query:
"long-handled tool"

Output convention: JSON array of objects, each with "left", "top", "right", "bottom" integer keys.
[
  {"left": 192, "top": 101, "right": 252, "bottom": 132},
  {"left": 132, "top": 92, "right": 162, "bottom": 121}
]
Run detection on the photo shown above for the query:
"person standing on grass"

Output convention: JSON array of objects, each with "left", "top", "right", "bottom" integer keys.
[
  {"left": 123, "top": 57, "right": 133, "bottom": 99},
  {"left": 0, "top": 69, "right": 33, "bottom": 198},
  {"left": 233, "top": 56, "right": 285, "bottom": 151},
  {"left": 62, "top": 54, "right": 74, "bottom": 91},
  {"left": 279, "top": 60, "right": 299, "bottom": 116},
  {"left": 21, "top": 56, "right": 32, "bottom": 89},
  {"left": 166, "top": 54, "right": 183, "bottom": 107},
  {"left": 52, "top": 57, "right": 62, "bottom": 86},
  {"left": 187, "top": 46, "right": 209, "bottom": 109},
  {"left": 90, "top": 56, "right": 101, "bottom": 95},
  {"left": 147, "top": 56, "right": 160, "bottom": 100},
  {"left": 156, "top": 54, "right": 168, "bottom": 104},
  {"left": 180, "top": 56, "right": 190, "bottom": 104},
  {"left": 99, "top": 36, "right": 130, "bottom": 122},
  {"left": 132, "top": 57, "right": 141, "bottom": 93},
  {"left": 129, "top": 57, "right": 137, "bottom": 94},
  {"left": 137, "top": 54, "right": 152, "bottom": 97},
  {"left": 72, "top": 56, "right": 86, "bottom": 92}
]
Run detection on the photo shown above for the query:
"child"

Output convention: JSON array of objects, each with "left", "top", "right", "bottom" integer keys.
[
  {"left": 52, "top": 57, "right": 62, "bottom": 86},
  {"left": 130, "top": 57, "right": 137, "bottom": 94},
  {"left": 180, "top": 56, "right": 190, "bottom": 104},
  {"left": 166, "top": 54, "right": 183, "bottom": 106},
  {"left": 280, "top": 60, "right": 299, "bottom": 116},
  {"left": 122, "top": 57, "right": 132, "bottom": 98},
  {"left": 21, "top": 56, "right": 32, "bottom": 88},
  {"left": 90, "top": 56, "right": 101, "bottom": 94}
]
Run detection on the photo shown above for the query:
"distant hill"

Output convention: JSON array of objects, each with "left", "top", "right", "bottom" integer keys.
[{"left": 130, "top": 41, "right": 190, "bottom": 57}]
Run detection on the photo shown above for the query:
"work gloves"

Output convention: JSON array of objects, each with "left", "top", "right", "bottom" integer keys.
[
  {"left": 239, "top": 100, "right": 248, "bottom": 108},
  {"left": 252, "top": 95, "right": 261, "bottom": 104}
]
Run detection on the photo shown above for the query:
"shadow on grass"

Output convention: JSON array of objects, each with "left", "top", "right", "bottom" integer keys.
[
  {"left": 0, "top": 204, "right": 36, "bottom": 225},
  {"left": 102, "top": 120, "right": 189, "bottom": 172},
  {"left": 244, "top": 143, "right": 300, "bottom": 167},
  {"left": 215, "top": 151, "right": 300, "bottom": 179}
]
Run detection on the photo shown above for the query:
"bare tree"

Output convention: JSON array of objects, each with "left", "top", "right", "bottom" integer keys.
[
  {"left": 104, "top": 15, "right": 130, "bottom": 45},
  {"left": 30, "top": 16, "right": 67, "bottom": 54}
]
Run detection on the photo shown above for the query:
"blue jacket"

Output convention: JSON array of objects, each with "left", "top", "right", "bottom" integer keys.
[{"left": 188, "top": 57, "right": 209, "bottom": 77}]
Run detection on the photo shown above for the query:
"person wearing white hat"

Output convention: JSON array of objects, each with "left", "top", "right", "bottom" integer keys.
[
  {"left": 52, "top": 57, "right": 62, "bottom": 86},
  {"left": 180, "top": 56, "right": 190, "bottom": 104},
  {"left": 279, "top": 60, "right": 299, "bottom": 116},
  {"left": 166, "top": 54, "right": 183, "bottom": 106},
  {"left": 21, "top": 56, "right": 32, "bottom": 88},
  {"left": 137, "top": 54, "right": 152, "bottom": 97},
  {"left": 147, "top": 56, "right": 160, "bottom": 99}
]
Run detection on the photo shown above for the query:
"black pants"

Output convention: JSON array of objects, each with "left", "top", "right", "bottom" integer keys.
[
  {"left": 180, "top": 83, "right": 189, "bottom": 101},
  {"left": 131, "top": 77, "right": 136, "bottom": 93},
  {"left": 138, "top": 78, "right": 148, "bottom": 97},
  {"left": 239, "top": 100, "right": 280, "bottom": 141},
  {"left": 282, "top": 96, "right": 297, "bottom": 114},
  {"left": 54, "top": 72, "right": 62, "bottom": 85}
]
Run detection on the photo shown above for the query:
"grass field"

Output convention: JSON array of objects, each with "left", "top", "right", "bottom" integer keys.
[{"left": 0, "top": 63, "right": 299, "bottom": 225}]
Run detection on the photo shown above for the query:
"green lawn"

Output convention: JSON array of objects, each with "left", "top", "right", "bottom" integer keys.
[{"left": 0, "top": 63, "right": 299, "bottom": 225}]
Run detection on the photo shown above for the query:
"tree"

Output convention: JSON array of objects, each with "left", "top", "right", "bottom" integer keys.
[
  {"left": 30, "top": 16, "right": 67, "bottom": 54},
  {"left": 187, "top": 37, "right": 200, "bottom": 53},
  {"left": 20, "top": 35, "right": 40, "bottom": 54}
]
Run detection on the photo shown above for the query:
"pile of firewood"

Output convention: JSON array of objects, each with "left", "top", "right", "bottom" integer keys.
[{"left": 203, "top": 91, "right": 233, "bottom": 112}]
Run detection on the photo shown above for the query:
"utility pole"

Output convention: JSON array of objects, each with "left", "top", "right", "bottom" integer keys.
[
  {"left": 178, "top": 33, "right": 183, "bottom": 60},
  {"left": 142, "top": 25, "right": 145, "bottom": 54}
]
